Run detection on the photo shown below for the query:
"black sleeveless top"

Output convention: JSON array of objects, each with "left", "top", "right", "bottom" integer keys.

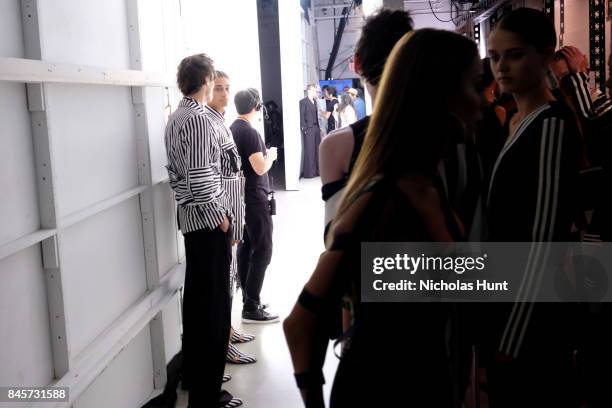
[
  {"left": 327, "top": 176, "right": 462, "bottom": 407},
  {"left": 321, "top": 116, "right": 371, "bottom": 202}
]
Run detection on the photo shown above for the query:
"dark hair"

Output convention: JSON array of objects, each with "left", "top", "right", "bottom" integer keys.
[
  {"left": 495, "top": 8, "right": 556, "bottom": 51},
  {"left": 339, "top": 92, "right": 355, "bottom": 112},
  {"left": 176, "top": 53, "right": 215, "bottom": 96},
  {"left": 234, "top": 88, "right": 261, "bottom": 115},
  {"left": 355, "top": 8, "right": 414, "bottom": 85},
  {"left": 339, "top": 29, "right": 478, "bottom": 216},
  {"left": 481, "top": 57, "right": 495, "bottom": 87},
  {"left": 215, "top": 70, "right": 229, "bottom": 80},
  {"left": 328, "top": 86, "right": 337, "bottom": 97}
]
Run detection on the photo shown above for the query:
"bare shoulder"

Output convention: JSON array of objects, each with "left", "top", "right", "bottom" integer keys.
[{"left": 319, "top": 127, "right": 355, "bottom": 184}]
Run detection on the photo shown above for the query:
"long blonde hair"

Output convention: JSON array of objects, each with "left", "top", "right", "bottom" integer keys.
[{"left": 335, "top": 29, "right": 478, "bottom": 222}]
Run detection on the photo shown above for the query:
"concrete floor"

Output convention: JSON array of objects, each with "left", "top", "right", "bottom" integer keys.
[{"left": 177, "top": 177, "right": 339, "bottom": 408}]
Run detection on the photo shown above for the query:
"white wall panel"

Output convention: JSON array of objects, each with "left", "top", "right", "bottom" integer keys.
[
  {"left": 45, "top": 84, "right": 137, "bottom": 218},
  {"left": 37, "top": 0, "right": 131, "bottom": 69},
  {"left": 0, "top": 83, "right": 40, "bottom": 246},
  {"left": 153, "top": 182, "right": 178, "bottom": 277},
  {"left": 160, "top": 0, "right": 185, "bottom": 76},
  {"left": 0, "top": 246, "right": 54, "bottom": 387},
  {"left": 144, "top": 87, "right": 169, "bottom": 184},
  {"left": 61, "top": 198, "right": 146, "bottom": 358},
  {"left": 0, "top": 0, "right": 25, "bottom": 58},
  {"left": 73, "top": 326, "right": 154, "bottom": 408},
  {"left": 137, "top": 0, "right": 166, "bottom": 73},
  {"left": 177, "top": 232, "right": 185, "bottom": 260},
  {"left": 181, "top": 0, "right": 263, "bottom": 129},
  {"left": 561, "top": 0, "right": 589, "bottom": 55},
  {"left": 162, "top": 293, "right": 182, "bottom": 363}
]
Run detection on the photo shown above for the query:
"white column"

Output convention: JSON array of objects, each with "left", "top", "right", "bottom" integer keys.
[{"left": 279, "top": 0, "right": 305, "bottom": 190}]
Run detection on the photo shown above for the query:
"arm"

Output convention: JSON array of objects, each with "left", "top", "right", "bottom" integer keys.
[
  {"left": 284, "top": 193, "right": 371, "bottom": 407},
  {"left": 560, "top": 72, "right": 595, "bottom": 120},
  {"left": 300, "top": 99, "right": 307, "bottom": 132},
  {"left": 184, "top": 115, "right": 227, "bottom": 228},
  {"left": 249, "top": 148, "right": 277, "bottom": 176},
  {"left": 319, "top": 127, "right": 355, "bottom": 184},
  {"left": 559, "top": 46, "right": 595, "bottom": 119}
]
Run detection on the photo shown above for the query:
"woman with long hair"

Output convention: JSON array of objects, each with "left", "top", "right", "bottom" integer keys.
[
  {"left": 284, "top": 29, "right": 482, "bottom": 407},
  {"left": 484, "top": 8, "right": 582, "bottom": 407},
  {"left": 337, "top": 92, "right": 357, "bottom": 128}
]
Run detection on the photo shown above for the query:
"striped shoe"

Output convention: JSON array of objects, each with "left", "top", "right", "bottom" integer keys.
[
  {"left": 222, "top": 374, "right": 231, "bottom": 383},
  {"left": 230, "top": 328, "right": 255, "bottom": 344},
  {"left": 221, "top": 398, "right": 243, "bottom": 408},
  {"left": 226, "top": 343, "right": 257, "bottom": 364},
  {"left": 219, "top": 390, "right": 243, "bottom": 408}
]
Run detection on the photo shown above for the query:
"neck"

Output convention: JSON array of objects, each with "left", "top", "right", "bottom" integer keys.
[
  {"left": 238, "top": 114, "right": 252, "bottom": 123},
  {"left": 189, "top": 89, "right": 207, "bottom": 106},
  {"left": 513, "top": 82, "right": 553, "bottom": 116},
  {"left": 209, "top": 104, "right": 225, "bottom": 115},
  {"left": 366, "top": 82, "right": 378, "bottom": 110}
]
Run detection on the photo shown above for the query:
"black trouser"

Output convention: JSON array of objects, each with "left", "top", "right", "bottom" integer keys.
[
  {"left": 182, "top": 226, "right": 232, "bottom": 407},
  {"left": 237, "top": 201, "right": 273, "bottom": 311}
]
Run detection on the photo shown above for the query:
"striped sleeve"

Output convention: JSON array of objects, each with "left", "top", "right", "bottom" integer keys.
[
  {"left": 561, "top": 72, "right": 594, "bottom": 119},
  {"left": 184, "top": 115, "right": 226, "bottom": 228},
  {"left": 498, "top": 117, "right": 565, "bottom": 358}
]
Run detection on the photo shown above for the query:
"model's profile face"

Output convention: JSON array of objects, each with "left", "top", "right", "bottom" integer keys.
[
  {"left": 448, "top": 56, "right": 484, "bottom": 124},
  {"left": 488, "top": 29, "right": 548, "bottom": 94},
  {"left": 211, "top": 77, "right": 230, "bottom": 110}
]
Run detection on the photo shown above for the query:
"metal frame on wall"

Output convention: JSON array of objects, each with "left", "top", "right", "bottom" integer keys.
[
  {"left": 473, "top": 23, "right": 481, "bottom": 47},
  {"left": 0, "top": 0, "right": 183, "bottom": 404},
  {"left": 559, "top": 0, "right": 565, "bottom": 47},
  {"left": 590, "top": 0, "right": 606, "bottom": 90},
  {"left": 544, "top": 0, "right": 554, "bottom": 21}
]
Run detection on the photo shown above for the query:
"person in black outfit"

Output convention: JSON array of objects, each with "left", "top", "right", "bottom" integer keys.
[
  {"left": 164, "top": 54, "right": 241, "bottom": 408},
  {"left": 485, "top": 9, "right": 583, "bottom": 407},
  {"left": 230, "top": 88, "right": 279, "bottom": 324},
  {"left": 319, "top": 8, "right": 414, "bottom": 230},
  {"left": 284, "top": 29, "right": 483, "bottom": 407},
  {"left": 299, "top": 84, "right": 322, "bottom": 178},
  {"left": 323, "top": 85, "right": 339, "bottom": 132}
]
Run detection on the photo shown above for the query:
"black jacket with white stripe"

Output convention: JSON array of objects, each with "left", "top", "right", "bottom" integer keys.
[
  {"left": 484, "top": 101, "right": 582, "bottom": 359},
  {"left": 487, "top": 101, "right": 581, "bottom": 242}
]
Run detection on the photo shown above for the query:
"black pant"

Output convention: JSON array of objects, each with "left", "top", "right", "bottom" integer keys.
[
  {"left": 182, "top": 227, "right": 232, "bottom": 407},
  {"left": 237, "top": 201, "right": 273, "bottom": 311}
]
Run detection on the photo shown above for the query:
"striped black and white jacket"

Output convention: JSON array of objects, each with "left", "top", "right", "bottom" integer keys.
[
  {"left": 164, "top": 97, "right": 229, "bottom": 234},
  {"left": 561, "top": 72, "right": 612, "bottom": 119},
  {"left": 204, "top": 104, "right": 245, "bottom": 241},
  {"left": 486, "top": 101, "right": 581, "bottom": 358}
]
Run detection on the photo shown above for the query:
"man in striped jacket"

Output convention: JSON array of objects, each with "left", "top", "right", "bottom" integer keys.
[{"left": 164, "top": 54, "right": 239, "bottom": 408}]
